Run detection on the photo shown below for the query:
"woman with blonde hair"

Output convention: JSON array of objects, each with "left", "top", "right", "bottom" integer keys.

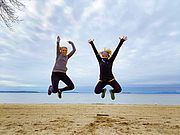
[
  {"left": 48, "top": 36, "right": 76, "bottom": 98},
  {"left": 88, "top": 36, "right": 127, "bottom": 100}
]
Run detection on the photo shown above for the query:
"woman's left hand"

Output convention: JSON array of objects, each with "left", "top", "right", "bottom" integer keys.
[{"left": 119, "top": 36, "right": 128, "bottom": 41}]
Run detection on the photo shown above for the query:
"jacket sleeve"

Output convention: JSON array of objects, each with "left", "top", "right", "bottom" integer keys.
[
  {"left": 56, "top": 42, "right": 61, "bottom": 57},
  {"left": 109, "top": 39, "right": 125, "bottom": 62},
  {"left": 89, "top": 41, "right": 101, "bottom": 62},
  {"left": 68, "top": 42, "right": 76, "bottom": 59}
]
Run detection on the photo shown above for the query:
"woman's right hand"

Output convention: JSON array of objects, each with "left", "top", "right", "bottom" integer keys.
[
  {"left": 57, "top": 36, "right": 61, "bottom": 43},
  {"left": 88, "top": 39, "right": 94, "bottom": 44}
]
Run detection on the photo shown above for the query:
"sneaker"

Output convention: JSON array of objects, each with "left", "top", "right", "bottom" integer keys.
[
  {"left": 57, "top": 90, "right": 62, "bottom": 98},
  {"left": 48, "top": 85, "right": 53, "bottom": 95},
  {"left": 109, "top": 90, "right": 115, "bottom": 100},
  {"left": 101, "top": 88, "right": 106, "bottom": 98}
]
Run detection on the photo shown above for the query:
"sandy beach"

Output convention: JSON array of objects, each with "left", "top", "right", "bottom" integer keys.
[{"left": 0, "top": 104, "right": 180, "bottom": 135}]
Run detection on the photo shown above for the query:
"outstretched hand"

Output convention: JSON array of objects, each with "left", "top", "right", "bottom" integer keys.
[
  {"left": 67, "top": 41, "right": 74, "bottom": 45},
  {"left": 57, "top": 36, "right": 61, "bottom": 42},
  {"left": 119, "top": 36, "right": 128, "bottom": 41},
  {"left": 88, "top": 39, "right": 94, "bottom": 44}
]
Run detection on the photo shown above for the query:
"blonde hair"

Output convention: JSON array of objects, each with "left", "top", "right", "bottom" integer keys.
[
  {"left": 60, "top": 46, "right": 67, "bottom": 50},
  {"left": 99, "top": 48, "right": 112, "bottom": 58}
]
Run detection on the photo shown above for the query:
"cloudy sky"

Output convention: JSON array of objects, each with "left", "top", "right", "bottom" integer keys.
[{"left": 0, "top": 0, "right": 180, "bottom": 88}]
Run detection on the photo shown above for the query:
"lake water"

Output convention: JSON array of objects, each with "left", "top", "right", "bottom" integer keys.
[{"left": 0, "top": 93, "right": 180, "bottom": 105}]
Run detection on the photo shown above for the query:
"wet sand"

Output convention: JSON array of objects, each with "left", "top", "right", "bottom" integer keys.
[{"left": 0, "top": 104, "right": 180, "bottom": 135}]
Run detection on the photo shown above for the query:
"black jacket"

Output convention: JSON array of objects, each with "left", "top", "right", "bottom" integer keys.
[{"left": 90, "top": 39, "right": 125, "bottom": 80}]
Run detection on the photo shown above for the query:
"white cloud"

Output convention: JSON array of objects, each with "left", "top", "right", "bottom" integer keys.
[
  {"left": 0, "top": 80, "right": 34, "bottom": 87},
  {"left": 134, "top": 0, "right": 157, "bottom": 15},
  {"left": 81, "top": 0, "right": 105, "bottom": 21},
  {"left": 0, "top": 74, "right": 16, "bottom": 80},
  {"left": 169, "top": 31, "right": 179, "bottom": 37}
]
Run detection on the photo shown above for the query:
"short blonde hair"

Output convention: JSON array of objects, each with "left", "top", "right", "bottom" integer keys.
[{"left": 99, "top": 48, "right": 112, "bottom": 57}]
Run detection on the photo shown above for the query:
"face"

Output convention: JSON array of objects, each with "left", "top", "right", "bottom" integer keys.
[
  {"left": 60, "top": 47, "right": 68, "bottom": 56},
  {"left": 101, "top": 51, "right": 109, "bottom": 58}
]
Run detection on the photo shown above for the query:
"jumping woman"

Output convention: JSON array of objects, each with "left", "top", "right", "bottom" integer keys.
[
  {"left": 48, "top": 36, "right": 76, "bottom": 98},
  {"left": 88, "top": 36, "right": 127, "bottom": 100}
]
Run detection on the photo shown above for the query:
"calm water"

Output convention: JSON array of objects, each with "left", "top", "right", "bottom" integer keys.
[{"left": 0, "top": 93, "right": 180, "bottom": 105}]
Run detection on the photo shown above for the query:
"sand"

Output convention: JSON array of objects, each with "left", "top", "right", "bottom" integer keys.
[{"left": 0, "top": 104, "right": 180, "bottom": 135}]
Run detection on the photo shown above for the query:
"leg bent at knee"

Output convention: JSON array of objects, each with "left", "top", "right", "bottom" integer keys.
[
  {"left": 113, "top": 86, "right": 122, "bottom": 93},
  {"left": 94, "top": 89, "right": 102, "bottom": 94},
  {"left": 69, "top": 84, "right": 75, "bottom": 90}
]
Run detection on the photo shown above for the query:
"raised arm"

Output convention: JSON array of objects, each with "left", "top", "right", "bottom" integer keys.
[
  {"left": 110, "top": 36, "right": 127, "bottom": 62},
  {"left": 88, "top": 39, "right": 101, "bottom": 62},
  {"left": 67, "top": 41, "right": 76, "bottom": 58},
  {"left": 56, "top": 36, "right": 61, "bottom": 56}
]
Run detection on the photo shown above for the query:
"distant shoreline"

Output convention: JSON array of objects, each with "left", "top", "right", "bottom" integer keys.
[
  {"left": 0, "top": 91, "right": 40, "bottom": 93},
  {"left": 0, "top": 91, "right": 180, "bottom": 94}
]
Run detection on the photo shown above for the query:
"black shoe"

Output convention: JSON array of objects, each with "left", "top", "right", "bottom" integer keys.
[
  {"left": 48, "top": 85, "right": 53, "bottom": 95},
  {"left": 57, "top": 90, "right": 62, "bottom": 98},
  {"left": 109, "top": 90, "right": 115, "bottom": 100},
  {"left": 101, "top": 88, "right": 106, "bottom": 98}
]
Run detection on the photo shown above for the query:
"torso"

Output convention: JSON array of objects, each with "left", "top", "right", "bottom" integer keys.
[
  {"left": 53, "top": 54, "right": 68, "bottom": 73},
  {"left": 99, "top": 59, "right": 114, "bottom": 80}
]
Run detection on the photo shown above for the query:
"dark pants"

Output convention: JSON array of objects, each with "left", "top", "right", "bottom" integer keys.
[
  {"left": 51, "top": 72, "right": 75, "bottom": 93},
  {"left": 94, "top": 79, "right": 122, "bottom": 94}
]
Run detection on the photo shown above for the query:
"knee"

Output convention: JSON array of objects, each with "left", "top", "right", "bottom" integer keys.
[
  {"left": 69, "top": 84, "right": 75, "bottom": 90},
  {"left": 94, "top": 89, "right": 101, "bottom": 94},
  {"left": 114, "top": 86, "right": 122, "bottom": 93}
]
